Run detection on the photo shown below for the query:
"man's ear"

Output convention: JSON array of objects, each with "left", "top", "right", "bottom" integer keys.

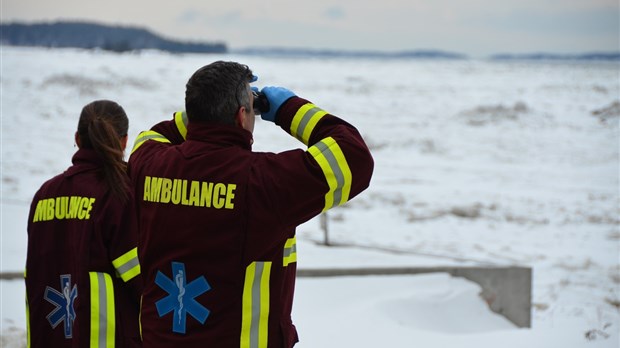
[
  {"left": 74, "top": 132, "right": 81, "bottom": 148},
  {"left": 235, "top": 106, "right": 246, "bottom": 128}
]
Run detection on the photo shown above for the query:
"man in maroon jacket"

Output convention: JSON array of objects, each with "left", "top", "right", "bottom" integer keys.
[{"left": 128, "top": 61, "right": 374, "bottom": 347}]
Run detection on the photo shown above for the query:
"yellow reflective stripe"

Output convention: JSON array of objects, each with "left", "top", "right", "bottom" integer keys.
[
  {"left": 290, "top": 103, "right": 327, "bottom": 145},
  {"left": 240, "top": 268, "right": 253, "bottom": 348},
  {"left": 283, "top": 237, "right": 297, "bottom": 266},
  {"left": 90, "top": 273, "right": 98, "bottom": 347},
  {"left": 174, "top": 111, "right": 188, "bottom": 140},
  {"left": 111, "top": 247, "right": 140, "bottom": 282},
  {"left": 240, "top": 261, "right": 271, "bottom": 348},
  {"left": 308, "top": 137, "right": 353, "bottom": 211},
  {"left": 89, "top": 272, "right": 115, "bottom": 348},
  {"left": 130, "top": 130, "right": 171, "bottom": 154}
]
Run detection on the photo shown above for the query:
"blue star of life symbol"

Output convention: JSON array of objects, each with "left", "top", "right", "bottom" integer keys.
[
  {"left": 155, "top": 261, "right": 211, "bottom": 334},
  {"left": 44, "top": 274, "right": 78, "bottom": 339}
]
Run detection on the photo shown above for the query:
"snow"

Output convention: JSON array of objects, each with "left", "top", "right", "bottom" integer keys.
[{"left": 1, "top": 46, "right": 619, "bottom": 347}]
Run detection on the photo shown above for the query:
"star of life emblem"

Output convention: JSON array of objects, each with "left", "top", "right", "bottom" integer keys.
[
  {"left": 155, "top": 262, "right": 211, "bottom": 334},
  {"left": 44, "top": 274, "right": 78, "bottom": 338}
]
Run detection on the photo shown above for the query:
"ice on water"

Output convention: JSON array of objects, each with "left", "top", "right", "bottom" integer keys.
[{"left": 1, "top": 46, "right": 619, "bottom": 347}]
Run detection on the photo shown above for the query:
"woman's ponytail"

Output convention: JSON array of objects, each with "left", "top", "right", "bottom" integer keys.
[{"left": 77, "top": 100, "right": 130, "bottom": 201}]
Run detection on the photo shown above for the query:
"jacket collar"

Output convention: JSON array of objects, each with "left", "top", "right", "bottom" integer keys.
[
  {"left": 64, "top": 148, "right": 104, "bottom": 177},
  {"left": 185, "top": 122, "right": 253, "bottom": 151}
]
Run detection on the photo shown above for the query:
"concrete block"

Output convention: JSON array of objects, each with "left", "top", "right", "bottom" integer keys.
[{"left": 297, "top": 266, "right": 532, "bottom": 328}]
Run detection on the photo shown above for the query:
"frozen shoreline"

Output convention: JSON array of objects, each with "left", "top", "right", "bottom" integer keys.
[{"left": 1, "top": 46, "right": 619, "bottom": 347}]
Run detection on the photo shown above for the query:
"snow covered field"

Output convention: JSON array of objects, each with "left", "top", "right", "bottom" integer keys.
[{"left": 1, "top": 46, "right": 619, "bottom": 347}]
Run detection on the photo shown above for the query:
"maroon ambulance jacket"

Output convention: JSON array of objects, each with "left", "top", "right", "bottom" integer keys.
[
  {"left": 26, "top": 148, "right": 142, "bottom": 347},
  {"left": 128, "top": 97, "right": 374, "bottom": 347}
]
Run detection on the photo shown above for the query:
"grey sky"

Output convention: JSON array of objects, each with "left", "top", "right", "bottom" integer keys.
[{"left": 2, "top": 0, "right": 619, "bottom": 57}]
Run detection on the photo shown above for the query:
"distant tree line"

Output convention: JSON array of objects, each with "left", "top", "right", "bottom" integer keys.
[
  {"left": 2, "top": 21, "right": 617, "bottom": 60},
  {"left": 490, "top": 52, "right": 620, "bottom": 61},
  {"left": 233, "top": 47, "right": 468, "bottom": 59},
  {"left": 0, "top": 21, "right": 227, "bottom": 54}
]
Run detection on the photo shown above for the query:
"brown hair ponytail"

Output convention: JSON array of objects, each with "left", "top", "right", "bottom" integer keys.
[{"left": 77, "top": 100, "right": 130, "bottom": 201}]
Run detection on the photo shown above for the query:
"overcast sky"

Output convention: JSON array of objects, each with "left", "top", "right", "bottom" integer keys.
[{"left": 2, "top": 0, "right": 619, "bottom": 57}]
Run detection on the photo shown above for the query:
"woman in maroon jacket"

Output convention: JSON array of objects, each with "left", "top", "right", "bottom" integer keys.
[{"left": 26, "top": 100, "right": 142, "bottom": 347}]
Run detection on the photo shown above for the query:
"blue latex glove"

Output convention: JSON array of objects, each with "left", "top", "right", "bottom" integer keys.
[{"left": 259, "top": 86, "right": 296, "bottom": 122}]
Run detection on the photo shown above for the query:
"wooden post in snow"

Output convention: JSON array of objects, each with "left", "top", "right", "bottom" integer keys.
[{"left": 320, "top": 212, "right": 330, "bottom": 246}]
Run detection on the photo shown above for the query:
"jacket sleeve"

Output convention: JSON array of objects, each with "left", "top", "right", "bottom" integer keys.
[
  {"left": 107, "top": 190, "right": 142, "bottom": 300},
  {"left": 128, "top": 111, "right": 188, "bottom": 182},
  {"left": 129, "top": 111, "right": 188, "bottom": 155},
  {"left": 257, "top": 97, "right": 374, "bottom": 228}
]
